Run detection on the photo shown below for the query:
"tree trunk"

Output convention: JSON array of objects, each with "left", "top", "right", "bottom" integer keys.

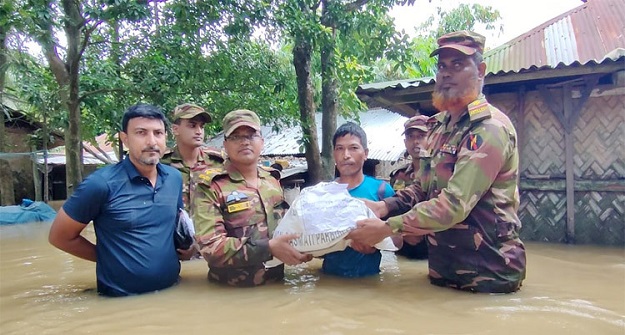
[
  {"left": 0, "top": 26, "right": 16, "bottom": 205},
  {"left": 61, "top": 0, "right": 84, "bottom": 196},
  {"left": 320, "top": 5, "right": 338, "bottom": 180},
  {"left": 292, "top": 38, "right": 323, "bottom": 184},
  {"left": 110, "top": 20, "right": 124, "bottom": 160}
]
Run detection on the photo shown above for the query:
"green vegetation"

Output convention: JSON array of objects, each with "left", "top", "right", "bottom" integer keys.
[{"left": 1, "top": 0, "right": 501, "bottom": 199}]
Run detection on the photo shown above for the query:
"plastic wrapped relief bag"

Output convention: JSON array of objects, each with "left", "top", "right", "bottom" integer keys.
[
  {"left": 267, "top": 182, "right": 396, "bottom": 267},
  {"left": 174, "top": 208, "right": 195, "bottom": 250}
]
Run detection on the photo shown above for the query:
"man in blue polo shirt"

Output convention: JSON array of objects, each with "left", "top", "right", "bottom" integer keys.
[
  {"left": 49, "top": 103, "right": 189, "bottom": 297},
  {"left": 322, "top": 122, "right": 396, "bottom": 278}
]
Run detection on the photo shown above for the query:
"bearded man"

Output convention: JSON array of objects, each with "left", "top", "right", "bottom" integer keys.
[{"left": 349, "top": 31, "right": 526, "bottom": 293}]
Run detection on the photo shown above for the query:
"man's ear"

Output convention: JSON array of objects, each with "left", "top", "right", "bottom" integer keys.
[
  {"left": 477, "top": 62, "right": 487, "bottom": 80},
  {"left": 171, "top": 123, "right": 179, "bottom": 136},
  {"left": 119, "top": 131, "right": 128, "bottom": 147}
]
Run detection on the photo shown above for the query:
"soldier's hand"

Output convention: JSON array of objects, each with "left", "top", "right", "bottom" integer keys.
[
  {"left": 177, "top": 243, "right": 199, "bottom": 261},
  {"left": 346, "top": 218, "right": 392, "bottom": 247},
  {"left": 269, "top": 234, "right": 312, "bottom": 265},
  {"left": 361, "top": 199, "right": 389, "bottom": 219}
]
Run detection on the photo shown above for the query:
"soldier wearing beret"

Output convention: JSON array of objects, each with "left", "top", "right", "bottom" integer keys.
[
  {"left": 389, "top": 115, "right": 430, "bottom": 260},
  {"left": 161, "top": 103, "right": 224, "bottom": 215},
  {"left": 350, "top": 31, "right": 526, "bottom": 293},
  {"left": 191, "top": 109, "right": 312, "bottom": 287}
]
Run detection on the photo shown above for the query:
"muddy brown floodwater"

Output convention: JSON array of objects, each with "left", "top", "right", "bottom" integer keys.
[{"left": 1, "top": 222, "right": 623, "bottom": 334}]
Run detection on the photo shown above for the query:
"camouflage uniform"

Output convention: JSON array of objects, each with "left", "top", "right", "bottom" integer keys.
[
  {"left": 191, "top": 161, "right": 288, "bottom": 287},
  {"left": 390, "top": 162, "right": 429, "bottom": 260},
  {"left": 389, "top": 163, "right": 417, "bottom": 191},
  {"left": 385, "top": 96, "right": 526, "bottom": 293},
  {"left": 390, "top": 115, "right": 430, "bottom": 191},
  {"left": 390, "top": 115, "right": 429, "bottom": 260},
  {"left": 161, "top": 146, "right": 223, "bottom": 214}
]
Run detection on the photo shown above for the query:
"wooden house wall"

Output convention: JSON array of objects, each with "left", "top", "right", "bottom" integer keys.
[
  {"left": 488, "top": 86, "right": 625, "bottom": 246},
  {"left": 4, "top": 127, "right": 37, "bottom": 203}
]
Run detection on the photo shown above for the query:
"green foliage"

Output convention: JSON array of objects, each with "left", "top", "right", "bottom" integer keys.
[
  {"left": 6, "top": 0, "right": 504, "bottom": 168},
  {"left": 376, "top": 3, "right": 502, "bottom": 81},
  {"left": 11, "top": 53, "right": 63, "bottom": 123},
  {"left": 0, "top": 0, "right": 22, "bottom": 31},
  {"left": 8, "top": 51, "right": 65, "bottom": 149},
  {"left": 429, "top": 4, "right": 502, "bottom": 39},
  {"left": 84, "top": 0, "right": 150, "bottom": 22}
]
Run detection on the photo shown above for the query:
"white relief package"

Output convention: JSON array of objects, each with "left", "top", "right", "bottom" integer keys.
[{"left": 267, "top": 182, "right": 396, "bottom": 267}]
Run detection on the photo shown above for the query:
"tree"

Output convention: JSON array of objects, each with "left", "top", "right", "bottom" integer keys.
[
  {"left": 11, "top": 0, "right": 299, "bottom": 170},
  {"left": 8, "top": 0, "right": 504, "bottom": 195},
  {"left": 117, "top": 1, "right": 299, "bottom": 132},
  {"left": 380, "top": 3, "right": 502, "bottom": 80},
  {"left": 0, "top": 0, "right": 21, "bottom": 205},
  {"left": 0, "top": 26, "right": 16, "bottom": 205},
  {"left": 19, "top": 0, "right": 149, "bottom": 196},
  {"left": 318, "top": 0, "right": 417, "bottom": 180},
  {"left": 277, "top": 0, "right": 417, "bottom": 182}
]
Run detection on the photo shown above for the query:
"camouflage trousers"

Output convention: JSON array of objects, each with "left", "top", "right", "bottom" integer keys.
[
  {"left": 426, "top": 225, "right": 526, "bottom": 294},
  {"left": 208, "top": 264, "right": 284, "bottom": 287}
]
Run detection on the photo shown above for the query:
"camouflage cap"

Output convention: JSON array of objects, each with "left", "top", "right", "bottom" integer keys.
[
  {"left": 430, "top": 30, "right": 486, "bottom": 57},
  {"left": 173, "top": 103, "right": 211, "bottom": 123},
  {"left": 402, "top": 115, "right": 429, "bottom": 134},
  {"left": 223, "top": 109, "right": 261, "bottom": 137}
]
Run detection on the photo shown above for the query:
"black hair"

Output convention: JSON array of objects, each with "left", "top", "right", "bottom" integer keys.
[
  {"left": 332, "top": 122, "right": 368, "bottom": 150},
  {"left": 121, "top": 103, "right": 169, "bottom": 132}
]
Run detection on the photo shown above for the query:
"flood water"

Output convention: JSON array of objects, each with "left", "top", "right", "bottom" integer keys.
[{"left": 1, "top": 222, "right": 624, "bottom": 335}]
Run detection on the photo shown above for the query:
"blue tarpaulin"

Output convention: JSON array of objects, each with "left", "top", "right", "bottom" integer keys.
[{"left": 0, "top": 201, "right": 57, "bottom": 225}]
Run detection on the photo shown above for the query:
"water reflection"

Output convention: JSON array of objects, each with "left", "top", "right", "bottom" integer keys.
[{"left": 1, "top": 222, "right": 624, "bottom": 335}]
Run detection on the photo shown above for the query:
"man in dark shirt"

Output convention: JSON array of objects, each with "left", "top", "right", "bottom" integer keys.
[{"left": 49, "top": 103, "right": 191, "bottom": 297}]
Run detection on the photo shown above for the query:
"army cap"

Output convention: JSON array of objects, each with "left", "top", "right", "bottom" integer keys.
[
  {"left": 173, "top": 103, "right": 211, "bottom": 123},
  {"left": 223, "top": 109, "right": 261, "bottom": 137},
  {"left": 430, "top": 30, "right": 486, "bottom": 57},
  {"left": 402, "top": 115, "right": 429, "bottom": 134}
]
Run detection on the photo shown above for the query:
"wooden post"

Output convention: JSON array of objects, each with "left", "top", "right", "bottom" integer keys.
[
  {"left": 563, "top": 83, "right": 575, "bottom": 243},
  {"left": 32, "top": 152, "right": 42, "bottom": 201},
  {"left": 538, "top": 75, "right": 600, "bottom": 243},
  {"left": 516, "top": 86, "right": 526, "bottom": 175}
]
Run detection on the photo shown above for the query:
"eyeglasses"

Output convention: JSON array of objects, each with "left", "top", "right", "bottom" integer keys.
[{"left": 226, "top": 134, "right": 262, "bottom": 143}]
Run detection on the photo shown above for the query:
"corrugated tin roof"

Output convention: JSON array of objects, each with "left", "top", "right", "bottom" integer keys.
[
  {"left": 485, "top": 0, "right": 625, "bottom": 74},
  {"left": 206, "top": 108, "right": 408, "bottom": 162},
  {"left": 36, "top": 152, "right": 116, "bottom": 165},
  {"left": 358, "top": 77, "right": 435, "bottom": 94},
  {"left": 36, "top": 134, "right": 119, "bottom": 165}
]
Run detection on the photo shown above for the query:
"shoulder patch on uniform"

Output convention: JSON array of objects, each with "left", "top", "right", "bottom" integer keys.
[
  {"left": 467, "top": 98, "right": 492, "bottom": 122},
  {"left": 260, "top": 166, "right": 281, "bottom": 180},
  {"left": 466, "top": 133, "right": 483, "bottom": 151},
  {"left": 197, "top": 168, "right": 225, "bottom": 184}
]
